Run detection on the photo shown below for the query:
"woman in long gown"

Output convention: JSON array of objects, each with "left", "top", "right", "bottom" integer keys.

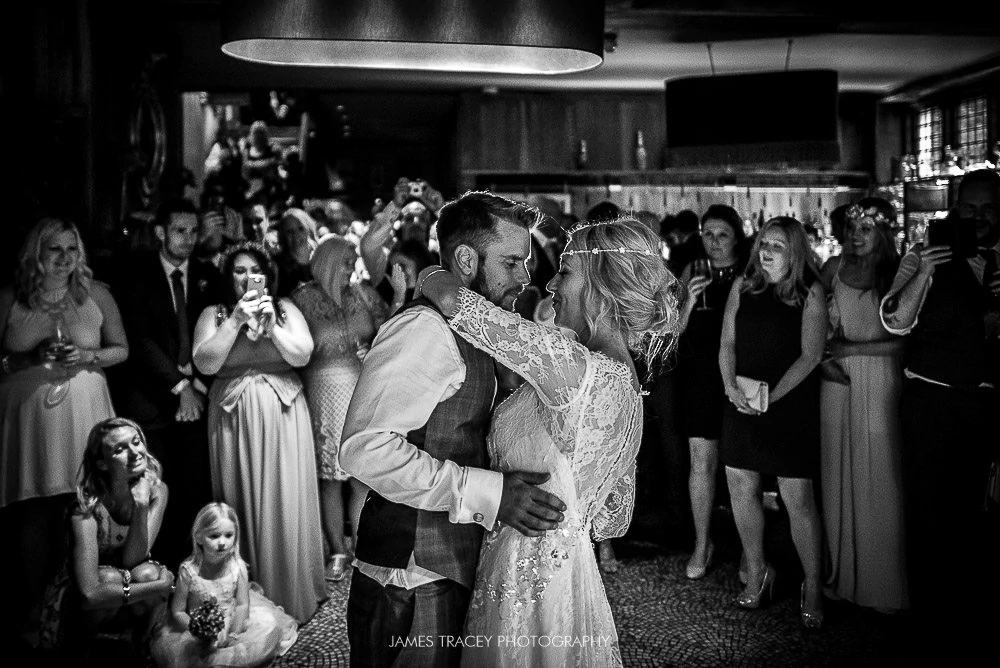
[
  {"left": 192, "top": 242, "right": 325, "bottom": 623},
  {"left": 819, "top": 199, "right": 907, "bottom": 611},
  {"left": 292, "top": 235, "right": 403, "bottom": 581},
  {"left": 419, "top": 218, "right": 681, "bottom": 668},
  {"left": 0, "top": 217, "right": 128, "bottom": 638}
]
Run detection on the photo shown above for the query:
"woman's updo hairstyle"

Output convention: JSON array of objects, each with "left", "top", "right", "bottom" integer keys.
[{"left": 563, "top": 217, "right": 683, "bottom": 377}]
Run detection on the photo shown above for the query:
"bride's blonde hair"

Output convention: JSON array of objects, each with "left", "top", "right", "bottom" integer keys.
[{"left": 562, "top": 217, "right": 682, "bottom": 377}]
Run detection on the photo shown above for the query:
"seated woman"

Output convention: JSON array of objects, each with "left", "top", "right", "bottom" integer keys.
[{"left": 42, "top": 417, "right": 174, "bottom": 654}]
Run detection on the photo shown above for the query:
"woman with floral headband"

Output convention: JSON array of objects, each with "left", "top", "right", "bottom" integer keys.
[
  {"left": 418, "top": 217, "right": 682, "bottom": 668},
  {"left": 818, "top": 197, "right": 907, "bottom": 613}
]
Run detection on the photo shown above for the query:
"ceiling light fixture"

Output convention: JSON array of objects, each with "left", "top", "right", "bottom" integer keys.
[{"left": 221, "top": 0, "right": 605, "bottom": 75}]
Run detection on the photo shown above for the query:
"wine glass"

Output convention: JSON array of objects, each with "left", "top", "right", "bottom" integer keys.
[
  {"left": 693, "top": 258, "right": 714, "bottom": 310},
  {"left": 45, "top": 315, "right": 72, "bottom": 407}
]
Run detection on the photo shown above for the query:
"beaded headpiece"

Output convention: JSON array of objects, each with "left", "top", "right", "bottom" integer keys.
[
  {"left": 845, "top": 204, "right": 892, "bottom": 228},
  {"left": 561, "top": 221, "right": 657, "bottom": 257},
  {"left": 562, "top": 246, "right": 656, "bottom": 257}
]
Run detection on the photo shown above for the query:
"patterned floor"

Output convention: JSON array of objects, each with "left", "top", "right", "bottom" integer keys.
[{"left": 272, "top": 543, "right": 912, "bottom": 668}]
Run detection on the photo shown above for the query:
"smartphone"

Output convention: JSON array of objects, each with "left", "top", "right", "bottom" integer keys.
[
  {"left": 927, "top": 216, "right": 978, "bottom": 258},
  {"left": 247, "top": 272, "right": 266, "bottom": 293},
  {"left": 381, "top": 199, "right": 401, "bottom": 222}
]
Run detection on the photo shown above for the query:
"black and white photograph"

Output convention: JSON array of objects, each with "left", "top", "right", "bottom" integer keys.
[{"left": 2, "top": 1, "right": 999, "bottom": 666}]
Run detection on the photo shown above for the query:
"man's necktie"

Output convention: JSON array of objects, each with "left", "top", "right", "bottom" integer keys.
[{"left": 171, "top": 269, "right": 191, "bottom": 366}]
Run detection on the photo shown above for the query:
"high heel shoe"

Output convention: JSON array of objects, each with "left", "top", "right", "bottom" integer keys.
[
  {"left": 736, "top": 565, "right": 776, "bottom": 609},
  {"left": 685, "top": 543, "right": 715, "bottom": 580},
  {"left": 799, "top": 583, "right": 824, "bottom": 630}
]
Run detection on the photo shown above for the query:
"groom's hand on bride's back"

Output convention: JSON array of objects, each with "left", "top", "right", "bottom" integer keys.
[{"left": 498, "top": 471, "right": 566, "bottom": 537}]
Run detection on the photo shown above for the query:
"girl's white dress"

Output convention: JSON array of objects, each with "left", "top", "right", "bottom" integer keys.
[
  {"left": 151, "top": 559, "right": 298, "bottom": 668},
  {"left": 450, "top": 289, "right": 643, "bottom": 668}
]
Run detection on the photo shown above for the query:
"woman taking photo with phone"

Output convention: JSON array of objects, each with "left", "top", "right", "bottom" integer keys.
[
  {"left": 192, "top": 242, "right": 325, "bottom": 623},
  {"left": 719, "top": 217, "right": 827, "bottom": 629}
]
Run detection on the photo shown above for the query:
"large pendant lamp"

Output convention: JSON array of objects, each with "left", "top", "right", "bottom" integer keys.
[{"left": 221, "top": 0, "right": 605, "bottom": 75}]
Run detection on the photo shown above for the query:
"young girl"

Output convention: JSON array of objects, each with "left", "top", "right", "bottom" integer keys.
[{"left": 151, "top": 503, "right": 298, "bottom": 667}]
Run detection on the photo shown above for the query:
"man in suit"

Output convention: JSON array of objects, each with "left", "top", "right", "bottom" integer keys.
[
  {"left": 880, "top": 168, "right": 1000, "bottom": 663},
  {"left": 341, "top": 192, "right": 567, "bottom": 668},
  {"left": 112, "top": 197, "right": 224, "bottom": 570}
]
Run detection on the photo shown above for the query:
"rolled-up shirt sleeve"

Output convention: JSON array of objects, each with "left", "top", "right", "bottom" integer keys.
[{"left": 340, "top": 306, "right": 503, "bottom": 529}]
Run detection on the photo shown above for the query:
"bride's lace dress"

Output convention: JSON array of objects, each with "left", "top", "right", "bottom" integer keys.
[{"left": 449, "top": 289, "right": 642, "bottom": 668}]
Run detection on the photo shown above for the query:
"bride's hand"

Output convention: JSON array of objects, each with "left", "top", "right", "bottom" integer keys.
[
  {"left": 415, "top": 265, "right": 461, "bottom": 317},
  {"left": 497, "top": 471, "right": 566, "bottom": 537}
]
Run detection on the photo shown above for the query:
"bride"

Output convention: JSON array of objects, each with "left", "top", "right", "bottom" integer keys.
[{"left": 418, "top": 217, "right": 681, "bottom": 667}]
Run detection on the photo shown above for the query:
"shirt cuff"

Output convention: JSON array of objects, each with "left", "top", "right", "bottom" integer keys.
[
  {"left": 171, "top": 378, "right": 191, "bottom": 395},
  {"left": 449, "top": 468, "right": 503, "bottom": 529}
]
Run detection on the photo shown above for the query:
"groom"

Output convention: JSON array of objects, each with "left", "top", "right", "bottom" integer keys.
[{"left": 341, "top": 191, "right": 567, "bottom": 667}]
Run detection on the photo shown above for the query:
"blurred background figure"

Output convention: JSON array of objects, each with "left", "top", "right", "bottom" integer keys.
[
  {"left": 663, "top": 209, "right": 702, "bottom": 275},
  {"left": 274, "top": 208, "right": 320, "bottom": 298}
]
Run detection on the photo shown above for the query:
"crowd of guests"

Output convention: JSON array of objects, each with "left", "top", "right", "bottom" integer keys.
[
  {"left": 0, "top": 161, "right": 997, "bottom": 665},
  {"left": 656, "top": 170, "right": 999, "bottom": 662}
]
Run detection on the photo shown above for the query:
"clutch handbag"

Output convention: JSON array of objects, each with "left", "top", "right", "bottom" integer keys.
[{"left": 735, "top": 375, "right": 769, "bottom": 413}]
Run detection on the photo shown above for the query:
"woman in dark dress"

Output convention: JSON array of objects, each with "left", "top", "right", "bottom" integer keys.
[
  {"left": 676, "top": 205, "right": 747, "bottom": 580},
  {"left": 719, "top": 217, "right": 827, "bottom": 629}
]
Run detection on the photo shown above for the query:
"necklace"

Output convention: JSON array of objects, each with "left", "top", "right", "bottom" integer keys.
[
  {"left": 105, "top": 496, "right": 133, "bottom": 542},
  {"left": 712, "top": 264, "right": 739, "bottom": 282},
  {"left": 38, "top": 287, "right": 72, "bottom": 315}
]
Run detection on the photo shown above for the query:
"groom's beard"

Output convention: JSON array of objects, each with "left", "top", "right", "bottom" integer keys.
[{"left": 470, "top": 269, "right": 523, "bottom": 311}]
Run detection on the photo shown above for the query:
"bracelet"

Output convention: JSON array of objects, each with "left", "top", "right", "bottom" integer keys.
[
  {"left": 416, "top": 268, "right": 448, "bottom": 297},
  {"left": 1, "top": 354, "right": 10, "bottom": 375},
  {"left": 120, "top": 568, "right": 132, "bottom": 605},
  {"left": 90, "top": 351, "right": 101, "bottom": 367}
]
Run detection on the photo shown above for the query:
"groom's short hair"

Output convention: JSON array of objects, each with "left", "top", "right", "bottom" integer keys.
[{"left": 436, "top": 191, "right": 538, "bottom": 271}]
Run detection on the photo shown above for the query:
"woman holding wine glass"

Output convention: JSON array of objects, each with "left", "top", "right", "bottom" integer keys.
[
  {"left": 0, "top": 217, "right": 128, "bottom": 640},
  {"left": 676, "top": 205, "right": 747, "bottom": 579}
]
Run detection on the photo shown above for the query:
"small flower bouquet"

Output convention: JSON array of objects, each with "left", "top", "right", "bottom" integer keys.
[{"left": 188, "top": 596, "right": 226, "bottom": 643}]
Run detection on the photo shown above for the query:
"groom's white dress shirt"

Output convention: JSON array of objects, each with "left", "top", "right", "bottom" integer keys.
[{"left": 341, "top": 306, "right": 504, "bottom": 589}]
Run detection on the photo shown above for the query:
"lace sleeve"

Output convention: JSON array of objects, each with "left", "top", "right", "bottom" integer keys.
[
  {"left": 591, "top": 462, "right": 636, "bottom": 541},
  {"left": 449, "top": 287, "right": 588, "bottom": 408}
]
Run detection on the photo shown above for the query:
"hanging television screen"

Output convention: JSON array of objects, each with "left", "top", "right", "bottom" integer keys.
[{"left": 665, "top": 70, "right": 840, "bottom": 167}]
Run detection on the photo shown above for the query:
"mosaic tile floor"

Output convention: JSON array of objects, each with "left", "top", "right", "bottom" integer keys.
[{"left": 271, "top": 545, "right": 912, "bottom": 668}]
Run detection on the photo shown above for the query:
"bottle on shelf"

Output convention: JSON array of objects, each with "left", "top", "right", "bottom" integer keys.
[
  {"left": 575, "top": 139, "right": 588, "bottom": 170},
  {"left": 634, "top": 130, "right": 648, "bottom": 170}
]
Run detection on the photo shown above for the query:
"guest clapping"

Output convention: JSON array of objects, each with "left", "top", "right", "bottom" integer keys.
[
  {"left": 720, "top": 217, "right": 826, "bottom": 629},
  {"left": 192, "top": 242, "right": 324, "bottom": 622}
]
